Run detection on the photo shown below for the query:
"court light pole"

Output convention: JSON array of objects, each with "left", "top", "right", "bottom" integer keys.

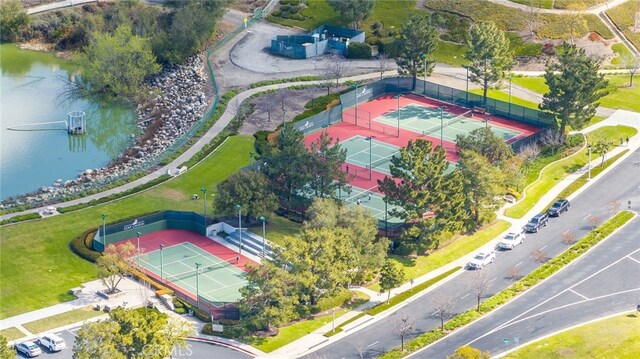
[
  {"left": 259, "top": 216, "right": 266, "bottom": 258},
  {"left": 136, "top": 231, "right": 141, "bottom": 269},
  {"left": 195, "top": 262, "right": 201, "bottom": 308},
  {"left": 159, "top": 244, "right": 165, "bottom": 284},
  {"left": 201, "top": 187, "right": 207, "bottom": 230},
  {"left": 439, "top": 106, "right": 447, "bottom": 147},
  {"left": 395, "top": 94, "right": 401, "bottom": 138},
  {"left": 465, "top": 67, "right": 469, "bottom": 105},
  {"left": 366, "top": 136, "right": 374, "bottom": 180},
  {"left": 101, "top": 213, "right": 107, "bottom": 245},
  {"left": 235, "top": 204, "right": 242, "bottom": 254},
  {"left": 353, "top": 83, "right": 359, "bottom": 126},
  {"left": 508, "top": 75, "right": 513, "bottom": 116},
  {"left": 588, "top": 145, "right": 592, "bottom": 180},
  {"left": 422, "top": 53, "right": 427, "bottom": 94}
]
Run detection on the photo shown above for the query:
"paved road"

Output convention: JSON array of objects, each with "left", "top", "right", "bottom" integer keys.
[
  {"left": 412, "top": 218, "right": 640, "bottom": 358},
  {"left": 305, "top": 148, "right": 640, "bottom": 359},
  {"left": 13, "top": 324, "right": 251, "bottom": 359}
]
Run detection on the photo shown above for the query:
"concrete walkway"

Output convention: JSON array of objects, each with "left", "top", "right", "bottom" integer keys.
[
  {"left": 484, "top": 0, "right": 629, "bottom": 14},
  {"left": 26, "top": 0, "right": 100, "bottom": 15}
]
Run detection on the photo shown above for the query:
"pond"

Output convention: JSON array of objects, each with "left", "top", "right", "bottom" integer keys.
[{"left": 1, "top": 44, "right": 138, "bottom": 200}]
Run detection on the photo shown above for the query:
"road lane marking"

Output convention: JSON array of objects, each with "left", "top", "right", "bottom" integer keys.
[
  {"left": 464, "top": 247, "right": 640, "bottom": 346},
  {"left": 514, "top": 261, "right": 523, "bottom": 267},
  {"left": 460, "top": 294, "right": 470, "bottom": 300},
  {"left": 540, "top": 244, "right": 547, "bottom": 250},
  {"left": 569, "top": 289, "right": 589, "bottom": 300},
  {"left": 626, "top": 255, "right": 640, "bottom": 264},
  {"left": 489, "top": 277, "right": 497, "bottom": 283},
  {"left": 367, "top": 341, "right": 378, "bottom": 348}
]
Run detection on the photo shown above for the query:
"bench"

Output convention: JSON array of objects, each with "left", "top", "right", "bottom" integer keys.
[{"left": 472, "top": 106, "right": 487, "bottom": 115}]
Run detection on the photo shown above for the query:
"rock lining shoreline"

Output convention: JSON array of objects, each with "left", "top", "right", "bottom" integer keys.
[{"left": 1, "top": 54, "right": 210, "bottom": 211}]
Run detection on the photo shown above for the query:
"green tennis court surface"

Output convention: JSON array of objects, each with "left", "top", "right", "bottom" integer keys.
[
  {"left": 341, "top": 135, "right": 400, "bottom": 175},
  {"left": 375, "top": 103, "right": 522, "bottom": 142},
  {"left": 337, "top": 185, "right": 403, "bottom": 225},
  {"left": 139, "top": 242, "right": 247, "bottom": 305}
]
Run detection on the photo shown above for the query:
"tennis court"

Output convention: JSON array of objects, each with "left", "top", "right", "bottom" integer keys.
[
  {"left": 340, "top": 135, "right": 400, "bottom": 176},
  {"left": 337, "top": 185, "right": 403, "bottom": 226},
  {"left": 374, "top": 103, "right": 522, "bottom": 142},
  {"left": 138, "top": 242, "right": 247, "bottom": 306}
]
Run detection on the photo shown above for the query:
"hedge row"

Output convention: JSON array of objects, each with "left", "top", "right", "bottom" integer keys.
[
  {"left": 249, "top": 76, "right": 320, "bottom": 88},
  {"left": 0, "top": 212, "right": 41, "bottom": 226},
  {"left": 380, "top": 210, "right": 635, "bottom": 358},
  {"left": 69, "top": 228, "right": 101, "bottom": 262}
]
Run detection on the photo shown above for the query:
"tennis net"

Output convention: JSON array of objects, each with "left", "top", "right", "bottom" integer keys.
[
  {"left": 366, "top": 153, "right": 396, "bottom": 171},
  {"left": 422, "top": 110, "right": 473, "bottom": 136},
  {"left": 163, "top": 257, "right": 239, "bottom": 283}
]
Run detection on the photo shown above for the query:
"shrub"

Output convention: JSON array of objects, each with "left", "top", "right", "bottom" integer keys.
[
  {"left": 69, "top": 228, "right": 101, "bottom": 262},
  {"left": 173, "top": 297, "right": 184, "bottom": 308},
  {"left": 379, "top": 37, "right": 400, "bottom": 57},
  {"left": 347, "top": 42, "right": 372, "bottom": 59},
  {"left": 313, "top": 288, "right": 353, "bottom": 313},
  {"left": 0, "top": 212, "right": 40, "bottom": 225},
  {"left": 366, "top": 35, "right": 380, "bottom": 45},
  {"left": 174, "top": 307, "right": 186, "bottom": 314},
  {"left": 565, "top": 133, "right": 585, "bottom": 148}
]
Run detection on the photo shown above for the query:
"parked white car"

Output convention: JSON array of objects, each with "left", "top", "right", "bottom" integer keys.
[
  {"left": 15, "top": 340, "right": 41, "bottom": 357},
  {"left": 467, "top": 251, "right": 495, "bottom": 269},
  {"left": 499, "top": 231, "right": 526, "bottom": 250},
  {"left": 38, "top": 333, "right": 66, "bottom": 352}
]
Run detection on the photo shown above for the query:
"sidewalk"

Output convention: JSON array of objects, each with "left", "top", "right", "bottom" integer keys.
[{"left": 261, "top": 109, "right": 640, "bottom": 358}]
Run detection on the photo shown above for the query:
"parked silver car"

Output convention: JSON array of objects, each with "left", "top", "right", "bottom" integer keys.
[
  {"left": 499, "top": 230, "right": 526, "bottom": 250},
  {"left": 15, "top": 340, "right": 41, "bottom": 357},
  {"left": 467, "top": 251, "right": 495, "bottom": 269}
]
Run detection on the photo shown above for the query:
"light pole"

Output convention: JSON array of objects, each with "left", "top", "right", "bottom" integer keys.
[
  {"left": 395, "top": 94, "right": 401, "bottom": 137},
  {"left": 235, "top": 204, "right": 242, "bottom": 254},
  {"left": 321, "top": 124, "right": 328, "bottom": 134},
  {"left": 384, "top": 200, "right": 388, "bottom": 237},
  {"left": 353, "top": 83, "right": 359, "bottom": 126},
  {"left": 195, "top": 262, "right": 201, "bottom": 308},
  {"left": 588, "top": 145, "right": 592, "bottom": 180},
  {"left": 201, "top": 187, "right": 207, "bottom": 229},
  {"left": 159, "top": 244, "right": 165, "bottom": 284},
  {"left": 366, "top": 136, "right": 374, "bottom": 180},
  {"left": 465, "top": 67, "right": 469, "bottom": 105},
  {"left": 439, "top": 106, "right": 447, "bottom": 147},
  {"left": 136, "top": 231, "right": 141, "bottom": 269},
  {"left": 422, "top": 53, "right": 427, "bottom": 94},
  {"left": 332, "top": 308, "right": 336, "bottom": 332},
  {"left": 508, "top": 75, "right": 513, "bottom": 116},
  {"left": 101, "top": 213, "right": 107, "bottom": 245},
  {"left": 259, "top": 216, "right": 266, "bottom": 258}
]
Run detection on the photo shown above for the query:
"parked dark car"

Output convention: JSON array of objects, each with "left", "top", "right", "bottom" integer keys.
[
  {"left": 548, "top": 199, "right": 570, "bottom": 217},
  {"left": 525, "top": 213, "right": 549, "bottom": 233}
]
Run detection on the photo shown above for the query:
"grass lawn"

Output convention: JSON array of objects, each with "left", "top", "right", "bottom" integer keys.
[
  {"left": 509, "top": 0, "right": 553, "bottom": 9},
  {"left": 610, "top": 43, "right": 632, "bottom": 67},
  {"left": 606, "top": 0, "right": 640, "bottom": 51},
  {"left": 0, "top": 136, "right": 279, "bottom": 319},
  {"left": 504, "top": 313, "right": 640, "bottom": 359},
  {"left": 22, "top": 307, "right": 104, "bottom": 334},
  {"left": 504, "top": 125, "right": 637, "bottom": 218},
  {"left": 248, "top": 294, "right": 368, "bottom": 352},
  {"left": 512, "top": 75, "right": 640, "bottom": 112},
  {"left": 245, "top": 214, "right": 302, "bottom": 246},
  {"left": 0, "top": 327, "right": 25, "bottom": 341},
  {"left": 469, "top": 89, "right": 539, "bottom": 109},
  {"left": 433, "top": 40, "right": 468, "bottom": 66},
  {"left": 368, "top": 220, "right": 510, "bottom": 292}
]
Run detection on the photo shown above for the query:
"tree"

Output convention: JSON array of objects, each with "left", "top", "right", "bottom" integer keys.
[
  {"left": 380, "top": 260, "right": 405, "bottom": 304},
  {"left": 586, "top": 214, "right": 601, "bottom": 230},
  {"left": 153, "top": 0, "right": 228, "bottom": 65},
  {"left": 327, "top": 0, "right": 375, "bottom": 29},
  {"left": 79, "top": 25, "right": 160, "bottom": 101},
  {"left": 539, "top": 128, "right": 565, "bottom": 155},
  {"left": 506, "top": 266, "right": 521, "bottom": 281},
  {"left": 395, "top": 14, "right": 438, "bottom": 90},
  {"left": 592, "top": 138, "right": 612, "bottom": 166},
  {"left": 456, "top": 128, "right": 514, "bottom": 165},
  {"left": 431, "top": 294, "right": 456, "bottom": 331},
  {"left": 304, "top": 198, "right": 388, "bottom": 284},
  {"left": 96, "top": 242, "right": 136, "bottom": 294},
  {"left": 523, "top": 1, "right": 542, "bottom": 39},
  {"left": 464, "top": 21, "right": 515, "bottom": 104},
  {"left": 0, "top": 335, "right": 14, "bottom": 359},
  {"left": 392, "top": 313, "right": 413, "bottom": 352},
  {"left": 561, "top": 230, "right": 577, "bottom": 245},
  {"left": 621, "top": 54, "right": 640, "bottom": 87},
  {"left": 307, "top": 132, "right": 349, "bottom": 198},
  {"left": 517, "top": 142, "right": 541, "bottom": 175},
  {"left": 261, "top": 124, "right": 312, "bottom": 208},
  {"left": 607, "top": 200, "right": 621, "bottom": 223},
  {"left": 0, "top": 0, "right": 30, "bottom": 42},
  {"left": 214, "top": 170, "right": 278, "bottom": 222},
  {"left": 457, "top": 150, "right": 503, "bottom": 227},
  {"left": 540, "top": 43, "right": 609, "bottom": 136},
  {"left": 73, "top": 307, "right": 190, "bottom": 359},
  {"left": 530, "top": 248, "right": 547, "bottom": 266},
  {"left": 328, "top": 55, "right": 348, "bottom": 87},
  {"left": 447, "top": 345, "right": 491, "bottom": 359},
  {"left": 470, "top": 270, "right": 490, "bottom": 311},
  {"left": 377, "top": 54, "right": 391, "bottom": 79}
]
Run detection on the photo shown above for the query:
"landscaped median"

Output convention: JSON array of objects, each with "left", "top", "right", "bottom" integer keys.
[
  {"left": 379, "top": 210, "right": 636, "bottom": 358},
  {"left": 505, "top": 126, "right": 637, "bottom": 219}
]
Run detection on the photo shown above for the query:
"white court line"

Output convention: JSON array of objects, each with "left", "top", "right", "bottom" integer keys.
[{"left": 569, "top": 289, "right": 590, "bottom": 300}]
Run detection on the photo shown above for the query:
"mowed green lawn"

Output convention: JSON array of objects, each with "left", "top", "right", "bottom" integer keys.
[
  {"left": 0, "top": 136, "right": 262, "bottom": 319},
  {"left": 505, "top": 125, "right": 637, "bottom": 218},
  {"left": 511, "top": 75, "right": 640, "bottom": 112},
  {"left": 504, "top": 313, "right": 640, "bottom": 359},
  {"left": 469, "top": 89, "right": 539, "bottom": 109}
]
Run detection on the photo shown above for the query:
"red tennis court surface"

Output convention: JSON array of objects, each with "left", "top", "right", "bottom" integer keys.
[
  {"left": 120, "top": 229, "right": 258, "bottom": 271},
  {"left": 304, "top": 93, "right": 541, "bottom": 191}
]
